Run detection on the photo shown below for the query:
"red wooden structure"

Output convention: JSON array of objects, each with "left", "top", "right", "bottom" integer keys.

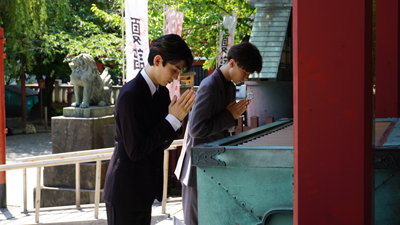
[
  {"left": 293, "top": 0, "right": 373, "bottom": 224},
  {"left": 375, "top": 0, "right": 400, "bottom": 118},
  {"left": 0, "top": 28, "right": 7, "bottom": 208}
]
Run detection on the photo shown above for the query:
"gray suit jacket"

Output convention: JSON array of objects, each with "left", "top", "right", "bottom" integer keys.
[{"left": 175, "top": 69, "right": 236, "bottom": 187}]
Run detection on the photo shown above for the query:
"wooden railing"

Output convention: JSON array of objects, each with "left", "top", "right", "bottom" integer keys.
[
  {"left": 26, "top": 79, "right": 122, "bottom": 105},
  {"left": 26, "top": 79, "right": 199, "bottom": 107},
  {"left": 0, "top": 140, "right": 182, "bottom": 223}
]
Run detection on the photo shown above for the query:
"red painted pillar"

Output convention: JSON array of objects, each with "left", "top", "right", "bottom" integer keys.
[
  {"left": 293, "top": 1, "right": 373, "bottom": 225},
  {"left": 21, "top": 60, "right": 26, "bottom": 122},
  {"left": 0, "top": 28, "right": 7, "bottom": 208},
  {"left": 375, "top": 0, "right": 400, "bottom": 118}
]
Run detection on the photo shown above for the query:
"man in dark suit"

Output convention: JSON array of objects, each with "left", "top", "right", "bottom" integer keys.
[
  {"left": 175, "top": 42, "right": 263, "bottom": 225},
  {"left": 103, "top": 34, "right": 195, "bottom": 225}
]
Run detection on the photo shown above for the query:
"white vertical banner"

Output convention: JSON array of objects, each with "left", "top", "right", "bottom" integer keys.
[
  {"left": 165, "top": 8, "right": 184, "bottom": 100},
  {"left": 217, "top": 16, "right": 237, "bottom": 68},
  {"left": 165, "top": 9, "right": 184, "bottom": 36},
  {"left": 125, "top": 0, "right": 149, "bottom": 82}
]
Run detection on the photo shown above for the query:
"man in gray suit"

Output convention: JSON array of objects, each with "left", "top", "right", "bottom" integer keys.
[{"left": 175, "top": 42, "right": 263, "bottom": 225}]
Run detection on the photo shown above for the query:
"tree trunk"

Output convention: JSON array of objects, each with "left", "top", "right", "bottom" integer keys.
[{"left": 28, "top": 75, "right": 55, "bottom": 121}]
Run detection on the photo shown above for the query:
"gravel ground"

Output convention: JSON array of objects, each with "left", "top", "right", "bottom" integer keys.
[
  {"left": 5, "top": 117, "right": 52, "bottom": 162},
  {"left": 5, "top": 133, "right": 52, "bottom": 162}
]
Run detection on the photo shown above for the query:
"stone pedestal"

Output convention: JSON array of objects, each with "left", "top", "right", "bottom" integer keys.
[
  {"left": 51, "top": 114, "right": 115, "bottom": 153},
  {"left": 37, "top": 106, "right": 115, "bottom": 207},
  {"left": 63, "top": 106, "right": 114, "bottom": 118}
]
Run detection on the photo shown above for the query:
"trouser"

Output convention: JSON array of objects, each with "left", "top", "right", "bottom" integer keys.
[
  {"left": 106, "top": 203, "right": 151, "bottom": 225},
  {"left": 181, "top": 181, "right": 198, "bottom": 225}
]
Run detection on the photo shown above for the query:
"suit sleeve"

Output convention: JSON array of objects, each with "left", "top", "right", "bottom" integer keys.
[
  {"left": 188, "top": 84, "right": 236, "bottom": 138},
  {"left": 116, "top": 90, "right": 179, "bottom": 161},
  {"left": 227, "top": 84, "right": 238, "bottom": 133}
]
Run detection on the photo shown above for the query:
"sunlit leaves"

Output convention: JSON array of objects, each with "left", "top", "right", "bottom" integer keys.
[
  {"left": 0, "top": 0, "right": 70, "bottom": 81},
  {"left": 1, "top": 0, "right": 255, "bottom": 82},
  {"left": 1, "top": 0, "right": 123, "bottom": 82},
  {"left": 147, "top": 0, "right": 255, "bottom": 69}
]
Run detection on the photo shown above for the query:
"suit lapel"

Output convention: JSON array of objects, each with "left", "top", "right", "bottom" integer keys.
[
  {"left": 135, "top": 73, "right": 158, "bottom": 120},
  {"left": 211, "top": 72, "right": 228, "bottom": 106}
]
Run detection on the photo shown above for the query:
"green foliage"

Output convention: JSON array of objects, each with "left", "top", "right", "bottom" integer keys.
[
  {"left": 0, "top": 0, "right": 70, "bottom": 82},
  {"left": 91, "top": 3, "right": 121, "bottom": 33},
  {"left": 41, "top": 0, "right": 123, "bottom": 77},
  {"left": 53, "top": 108, "right": 63, "bottom": 116},
  {"left": 0, "top": 0, "right": 123, "bottom": 83},
  {"left": 0, "top": 0, "right": 255, "bottom": 82},
  {"left": 148, "top": 0, "right": 256, "bottom": 70}
]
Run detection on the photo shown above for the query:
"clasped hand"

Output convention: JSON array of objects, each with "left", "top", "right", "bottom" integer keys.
[
  {"left": 227, "top": 99, "right": 250, "bottom": 119},
  {"left": 169, "top": 88, "right": 196, "bottom": 121}
]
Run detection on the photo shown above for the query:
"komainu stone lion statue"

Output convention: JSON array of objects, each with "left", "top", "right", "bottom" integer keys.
[{"left": 69, "top": 54, "right": 113, "bottom": 108}]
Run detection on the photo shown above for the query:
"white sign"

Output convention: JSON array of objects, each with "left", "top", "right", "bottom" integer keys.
[
  {"left": 217, "top": 16, "right": 237, "bottom": 68},
  {"left": 125, "top": 0, "right": 149, "bottom": 82}
]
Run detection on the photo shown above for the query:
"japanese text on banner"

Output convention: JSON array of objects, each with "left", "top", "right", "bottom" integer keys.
[
  {"left": 217, "top": 16, "right": 237, "bottom": 68},
  {"left": 125, "top": 0, "right": 149, "bottom": 82}
]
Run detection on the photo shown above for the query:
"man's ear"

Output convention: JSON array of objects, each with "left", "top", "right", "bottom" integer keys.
[
  {"left": 153, "top": 55, "right": 163, "bottom": 67},
  {"left": 228, "top": 59, "right": 236, "bottom": 68}
]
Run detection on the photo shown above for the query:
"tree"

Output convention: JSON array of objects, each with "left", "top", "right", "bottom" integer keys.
[
  {"left": 57, "top": 0, "right": 256, "bottom": 72},
  {"left": 30, "top": 0, "right": 123, "bottom": 118},
  {"left": 0, "top": 0, "right": 70, "bottom": 119},
  {"left": 1, "top": 0, "right": 255, "bottom": 118},
  {"left": 71, "top": 0, "right": 256, "bottom": 71},
  {"left": 40, "top": 0, "right": 123, "bottom": 75},
  {"left": 1, "top": 0, "right": 256, "bottom": 80},
  {"left": 148, "top": 0, "right": 256, "bottom": 69},
  {"left": 1, "top": 0, "right": 124, "bottom": 117},
  {"left": 0, "top": 0, "right": 70, "bottom": 83}
]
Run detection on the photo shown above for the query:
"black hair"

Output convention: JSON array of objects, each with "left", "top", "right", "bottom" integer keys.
[
  {"left": 228, "top": 42, "right": 262, "bottom": 74},
  {"left": 148, "top": 34, "right": 194, "bottom": 72}
]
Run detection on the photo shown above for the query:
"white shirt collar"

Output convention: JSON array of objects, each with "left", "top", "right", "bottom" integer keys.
[{"left": 140, "top": 69, "right": 159, "bottom": 96}]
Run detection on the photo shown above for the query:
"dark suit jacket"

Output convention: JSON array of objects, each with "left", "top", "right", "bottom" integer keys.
[
  {"left": 103, "top": 71, "right": 180, "bottom": 211},
  {"left": 175, "top": 69, "right": 236, "bottom": 187}
]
